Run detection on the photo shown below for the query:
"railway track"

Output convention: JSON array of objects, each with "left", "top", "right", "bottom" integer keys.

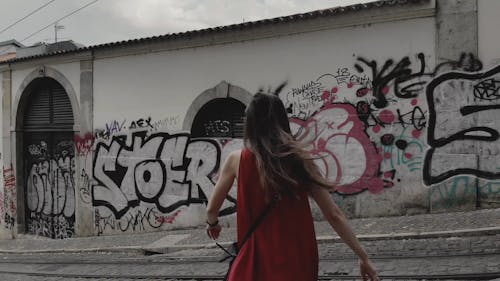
[
  {"left": 0, "top": 253, "right": 499, "bottom": 281},
  {"left": 0, "top": 271, "right": 499, "bottom": 280}
]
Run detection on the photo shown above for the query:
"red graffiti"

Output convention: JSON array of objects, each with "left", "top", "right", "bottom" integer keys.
[
  {"left": 290, "top": 103, "right": 385, "bottom": 194},
  {"left": 156, "top": 210, "right": 181, "bottom": 224},
  {"left": 0, "top": 191, "right": 4, "bottom": 224},
  {"left": 74, "top": 133, "right": 95, "bottom": 156},
  {"left": 3, "top": 164, "right": 17, "bottom": 215},
  {"left": 378, "top": 109, "right": 395, "bottom": 123}
]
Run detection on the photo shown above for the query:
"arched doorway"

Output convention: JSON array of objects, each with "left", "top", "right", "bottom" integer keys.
[
  {"left": 21, "top": 77, "right": 75, "bottom": 239},
  {"left": 191, "top": 98, "right": 246, "bottom": 138}
]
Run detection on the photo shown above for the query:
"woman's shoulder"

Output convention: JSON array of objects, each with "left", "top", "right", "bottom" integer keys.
[
  {"left": 227, "top": 149, "right": 243, "bottom": 160},
  {"left": 225, "top": 149, "right": 242, "bottom": 177}
]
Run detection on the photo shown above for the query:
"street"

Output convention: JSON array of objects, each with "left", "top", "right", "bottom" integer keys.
[{"left": 0, "top": 234, "right": 498, "bottom": 281}]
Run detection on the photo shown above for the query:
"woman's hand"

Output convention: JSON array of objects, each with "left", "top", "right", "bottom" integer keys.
[
  {"left": 359, "top": 258, "right": 378, "bottom": 281},
  {"left": 206, "top": 222, "right": 222, "bottom": 240}
]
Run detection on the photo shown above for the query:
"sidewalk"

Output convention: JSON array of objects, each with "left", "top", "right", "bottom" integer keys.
[{"left": 0, "top": 208, "right": 498, "bottom": 255}]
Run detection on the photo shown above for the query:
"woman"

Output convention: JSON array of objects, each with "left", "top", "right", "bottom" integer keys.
[{"left": 206, "top": 88, "right": 378, "bottom": 281}]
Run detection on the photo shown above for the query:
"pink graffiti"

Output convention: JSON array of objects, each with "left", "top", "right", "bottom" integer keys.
[
  {"left": 74, "top": 133, "right": 95, "bottom": 156},
  {"left": 3, "top": 164, "right": 17, "bottom": 215},
  {"left": 290, "top": 103, "right": 385, "bottom": 194},
  {"left": 378, "top": 110, "right": 395, "bottom": 123},
  {"left": 0, "top": 191, "right": 4, "bottom": 224},
  {"left": 156, "top": 210, "right": 181, "bottom": 224}
]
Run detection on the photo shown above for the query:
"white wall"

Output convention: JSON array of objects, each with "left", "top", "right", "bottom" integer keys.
[
  {"left": 94, "top": 18, "right": 435, "bottom": 129},
  {"left": 478, "top": 0, "right": 500, "bottom": 67},
  {"left": 0, "top": 75, "right": 3, "bottom": 230},
  {"left": 91, "top": 17, "right": 437, "bottom": 235}
]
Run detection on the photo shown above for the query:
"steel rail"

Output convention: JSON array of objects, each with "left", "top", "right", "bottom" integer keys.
[
  {"left": 0, "top": 270, "right": 499, "bottom": 280},
  {"left": 0, "top": 251, "right": 499, "bottom": 265}
]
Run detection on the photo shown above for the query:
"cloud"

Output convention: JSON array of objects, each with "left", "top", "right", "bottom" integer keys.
[{"left": 0, "top": 0, "right": 374, "bottom": 46}]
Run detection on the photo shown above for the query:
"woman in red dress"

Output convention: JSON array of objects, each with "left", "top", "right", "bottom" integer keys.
[{"left": 206, "top": 87, "right": 378, "bottom": 281}]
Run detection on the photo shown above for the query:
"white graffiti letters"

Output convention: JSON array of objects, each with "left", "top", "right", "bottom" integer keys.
[{"left": 93, "top": 132, "right": 220, "bottom": 218}]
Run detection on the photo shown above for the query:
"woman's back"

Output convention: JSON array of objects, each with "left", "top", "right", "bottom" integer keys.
[{"left": 227, "top": 148, "right": 318, "bottom": 281}]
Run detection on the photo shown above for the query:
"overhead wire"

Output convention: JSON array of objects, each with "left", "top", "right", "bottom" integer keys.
[
  {"left": 0, "top": 0, "right": 58, "bottom": 35},
  {"left": 20, "top": 0, "right": 100, "bottom": 43}
]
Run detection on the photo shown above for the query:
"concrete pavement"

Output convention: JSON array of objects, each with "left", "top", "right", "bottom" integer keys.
[{"left": 0, "top": 208, "right": 498, "bottom": 255}]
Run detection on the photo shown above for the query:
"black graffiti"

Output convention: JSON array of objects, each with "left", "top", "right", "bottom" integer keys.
[
  {"left": 129, "top": 117, "right": 154, "bottom": 130},
  {"left": 397, "top": 106, "right": 427, "bottom": 131},
  {"left": 25, "top": 140, "right": 75, "bottom": 238},
  {"left": 3, "top": 213, "right": 14, "bottom": 229},
  {"left": 395, "top": 139, "right": 408, "bottom": 150},
  {"left": 92, "top": 131, "right": 234, "bottom": 219},
  {"left": 473, "top": 79, "right": 500, "bottom": 100},
  {"left": 204, "top": 120, "right": 231, "bottom": 136},
  {"left": 435, "top": 52, "right": 483, "bottom": 73},
  {"left": 424, "top": 65, "right": 500, "bottom": 185},
  {"left": 27, "top": 213, "right": 74, "bottom": 239},
  {"left": 94, "top": 208, "right": 162, "bottom": 235},
  {"left": 355, "top": 101, "right": 372, "bottom": 123},
  {"left": 355, "top": 53, "right": 483, "bottom": 109},
  {"left": 381, "top": 134, "right": 395, "bottom": 146},
  {"left": 80, "top": 169, "right": 92, "bottom": 204},
  {"left": 355, "top": 55, "right": 421, "bottom": 108}
]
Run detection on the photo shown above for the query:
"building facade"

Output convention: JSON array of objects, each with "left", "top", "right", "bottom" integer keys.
[{"left": 0, "top": 0, "right": 499, "bottom": 238}]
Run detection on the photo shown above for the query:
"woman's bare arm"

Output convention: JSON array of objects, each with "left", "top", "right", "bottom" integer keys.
[
  {"left": 311, "top": 187, "right": 377, "bottom": 280},
  {"left": 205, "top": 150, "right": 240, "bottom": 239}
]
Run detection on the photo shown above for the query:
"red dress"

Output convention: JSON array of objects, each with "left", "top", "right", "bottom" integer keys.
[{"left": 227, "top": 148, "right": 319, "bottom": 281}]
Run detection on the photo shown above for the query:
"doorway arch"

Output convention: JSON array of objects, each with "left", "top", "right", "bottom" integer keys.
[
  {"left": 15, "top": 70, "right": 78, "bottom": 239},
  {"left": 182, "top": 81, "right": 253, "bottom": 134}
]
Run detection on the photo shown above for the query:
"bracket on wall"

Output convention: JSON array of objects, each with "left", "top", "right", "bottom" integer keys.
[{"left": 37, "top": 66, "right": 46, "bottom": 77}]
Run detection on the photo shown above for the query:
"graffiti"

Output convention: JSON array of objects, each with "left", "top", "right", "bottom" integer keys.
[
  {"left": 435, "top": 52, "right": 483, "bottom": 73},
  {"left": 290, "top": 104, "right": 386, "bottom": 194},
  {"left": 355, "top": 53, "right": 428, "bottom": 108},
  {"left": 478, "top": 179, "right": 500, "bottom": 206},
  {"left": 429, "top": 176, "right": 477, "bottom": 210},
  {"left": 94, "top": 119, "right": 126, "bottom": 140},
  {"left": 27, "top": 213, "right": 74, "bottom": 239},
  {"left": 473, "top": 79, "right": 500, "bottom": 100},
  {"left": 128, "top": 117, "right": 154, "bottom": 130},
  {"left": 95, "top": 116, "right": 176, "bottom": 140},
  {"left": 155, "top": 209, "right": 181, "bottom": 224},
  {"left": 74, "top": 133, "right": 95, "bottom": 156},
  {"left": 285, "top": 80, "right": 324, "bottom": 119},
  {"left": 204, "top": 120, "right": 231, "bottom": 136},
  {"left": 382, "top": 128, "right": 425, "bottom": 173},
  {"left": 355, "top": 52, "right": 483, "bottom": 109},
  {"left": 0, "top": 191, "right": 3, "bottom": 225},
  {"left": 26, "top": 140, "right": 75, "bottom": 238},
  {"left": 28, "top": 142, "right": 48, "bottom": 157},
  {"left": 3, "top": 164, "right": 17, "bottom": 229},
  {"left": 327, "top": 67, "right": 372, "bottom": 88},
  {"left": 93, "top": 131, "right": 235, "bottom": 220},
  {"left": 424, "top": 65, "right": 500, "bottom": 185},
  {"left": 94, "top": 207, "right": 172, "bottom": 235},
  {"left": 80, "top": 169, "right": 92, "bottom": 204},
  {"left": 151, "top": 115, "right": 181, "bottom": 131}
]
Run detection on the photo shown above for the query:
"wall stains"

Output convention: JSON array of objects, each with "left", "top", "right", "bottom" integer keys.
[{"left": 424, "top": 65, "right": 500, "bottom": 185}]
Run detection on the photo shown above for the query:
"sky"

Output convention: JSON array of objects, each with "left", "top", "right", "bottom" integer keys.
[{"left": 0, "top": 0, "right": 375, "bottom": 47}]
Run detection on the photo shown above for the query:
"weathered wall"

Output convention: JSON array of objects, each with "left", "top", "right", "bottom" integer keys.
[
  {"left": 0, "top": 74, "right": 7, "bottom": 239},
  {"left": 1, "top": 0, "right": 499, "bottom": 238},
  {"left": 89, "top": 16, "right": 437, "bottom": 235},
  {"left": 478, "top": 0, "right": 500, "bottom": 66}
]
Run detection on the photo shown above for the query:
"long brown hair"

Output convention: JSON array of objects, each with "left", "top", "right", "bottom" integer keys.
[{"left": 243, "top": 84, "right": 332, "bottom": 196}]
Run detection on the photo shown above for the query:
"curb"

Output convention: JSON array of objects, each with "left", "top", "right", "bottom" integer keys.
[
  {"left": 317, "top": 226, "right": 500, "bottom": 243},
  {"left": 1, "top": 227, "right": 499, "bottom": 255},
  {"left": 0, "top": 245, "right": 145, "bottom": 255}
]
